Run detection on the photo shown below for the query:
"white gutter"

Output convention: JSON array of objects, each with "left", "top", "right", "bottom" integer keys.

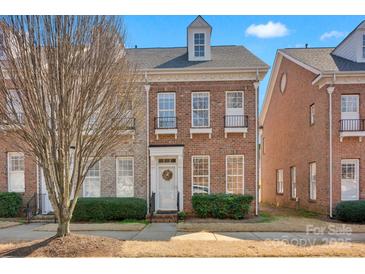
[
  {"left": 254, "top": 80, "right": 260, "bottom": 216},
  {"left": 327, "top": 85, "right": 335, "bottom": 218},
  {"left": 144, "top": 75, "right": 151, "bottom": 212}
]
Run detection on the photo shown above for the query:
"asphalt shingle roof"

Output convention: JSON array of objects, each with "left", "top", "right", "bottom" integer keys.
[
  {"left": 281, "top": 47, "right": 365, "bottom": 72},
  {"left": 126, "top": 46, "right": 269, "bottom": 70}
]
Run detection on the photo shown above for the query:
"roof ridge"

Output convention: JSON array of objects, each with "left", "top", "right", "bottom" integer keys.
[{"left": 126, "top": 45, "right": 242, "bottom": 50}]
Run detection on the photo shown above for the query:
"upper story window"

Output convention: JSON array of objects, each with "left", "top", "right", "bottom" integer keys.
[
  {"left": 341, "top": 95, "right": 359, "bottom": 114},
  {"left": 363, "top": 34, "right": 365, "bottom": 58},
  {"left": 310, "top": 104, "right": 315, "bottom": 126},
  {"left": 192, "top": 92, "right": 210, "bottom": 127},
  {"left": 6, "top": 90, "right": 24, "bottom": 124},
  {"left": 157, "top": 92, "right": 176, "bottom": 128},
  {"left": 225, "top": 91, "right": 245, "bottom": 127},
  {"left": 194, "top": 33, "right": 205, "bottom": 57},
  {"left": 0, "top": 32, "right": 4, "bottom": 59}
]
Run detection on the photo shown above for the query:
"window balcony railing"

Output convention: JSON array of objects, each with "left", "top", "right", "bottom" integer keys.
[
  {"left": 339, "top": 119, "right": 365, "bottom": 132},
  {"left": 224, "top": 115, "right": 248, "bottom": 128},
  {"left": 154, "top": 117, "right": 177, "bottom": 129}
]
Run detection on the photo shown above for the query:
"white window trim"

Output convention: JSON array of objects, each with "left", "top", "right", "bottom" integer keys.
[
  {"left": 116, "top": 157, "right": 134, "bottom": 197},
  {"left": 290, "top": 166, "right": 297, "bottom": 199},
  {"left": 191, "top": 91, "right": 210, "bottom": 128},
  {"left": 225, "top": 91, "right": 244, "bottom": 113},
  {"left": 157, "top": 92, "right": 176, "bottom": 119},
  {"left": 191, "top": 155, "right": 210, "bottom": 195},
  {"left": 83, "top": 160, "right": 101, "bottom": 197},
  {"left": 225, "top": 155, "right": 245, "bottom": 194},
  {"left": 341, "top": 94, "right": 359, "bottom": 114},
  {"left": 341, "top": 159, "right": 359, "bottom": 201},
  {"left": 310, "top": 104, "right": 315, "bottom": 125},
  {"left": 193, "top": 32, "right": 206, "bottom": 58},
  {"left": 276, "top": 169, "right": 284, "bottom": 194},
  {"left": 7, "top": 152, "right": 25, "bottom": 193},
  {"left": 309, "top": 162, "right": 317, "bottom": 200}
]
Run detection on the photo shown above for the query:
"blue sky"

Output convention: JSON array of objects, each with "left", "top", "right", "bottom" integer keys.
[{"left": 124, "top": 16, "right": 365, "bottom": 109}]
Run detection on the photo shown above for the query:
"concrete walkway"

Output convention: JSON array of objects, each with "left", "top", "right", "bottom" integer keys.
[{"left": 1, "top": 223, "right": 365, "bottom": 244}]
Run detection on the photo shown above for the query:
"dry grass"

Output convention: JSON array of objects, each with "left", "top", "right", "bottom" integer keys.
[
  {"left": 34, "top": 223, "right": 146, "bottom": 232},
  {"left": 1, "top": 234, "right": 365, "bottom": 257},
  {"left": 0, "top": 221, "right": 20, "bottom": 229}
]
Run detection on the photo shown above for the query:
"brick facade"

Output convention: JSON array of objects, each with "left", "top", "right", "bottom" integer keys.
[
  {"left": 149, "top": 80, "right": 257, "bottom": 212},
  {"left": 261, "top": 56, "right": 365, "bottom": 214}
]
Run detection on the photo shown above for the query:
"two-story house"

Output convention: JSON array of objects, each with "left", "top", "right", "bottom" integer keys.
[
  {"left": 260, "top": 21, "right": 365, "bottom": 216},
  {"left": 128, "top": 16, "right": 268, "bottom": 216}
]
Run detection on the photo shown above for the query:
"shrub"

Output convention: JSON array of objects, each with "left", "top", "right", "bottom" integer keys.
[
  {"left": 72, "top": 197, "right": 147, "bottom": 222},
  {"left": 335, "top": 200, "right": 365, "bottom": 223},
  {"left": 192, "top": 193, "right": 253, "bottom": 219},
  {"left": 0, "top": 192, "right": 22, "bottom": 217},
  {"left": 178, "top": 211, "right": 186, "bottom": 221}
]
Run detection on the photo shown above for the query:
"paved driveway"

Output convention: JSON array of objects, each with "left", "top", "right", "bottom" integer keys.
[{"left": 1, "top": 223, "right": 365, "bottom": 244}]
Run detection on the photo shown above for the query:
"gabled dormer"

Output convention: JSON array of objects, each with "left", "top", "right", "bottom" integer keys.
[
  {"left": 187, "top": 16, "right": 212, "bottom": 61},
  {"left": 332, "top": 20, "right": 365, "bottom": 63}
]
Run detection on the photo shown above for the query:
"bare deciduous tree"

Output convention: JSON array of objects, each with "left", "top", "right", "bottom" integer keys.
[{"left": 0, "top": 16, "right": 141, "bottom": 236}]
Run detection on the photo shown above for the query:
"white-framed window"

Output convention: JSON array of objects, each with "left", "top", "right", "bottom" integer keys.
[
  {"left": 192, "top": 92, "right": 210, "bottom": 127},
  {"left": 116, "top": 157, "right": 134, "bottom": 197},
  {"left": 341, "top": 95, "right": 359, "bottom": 113},
  {"left": 290, "top": 166, "right": 297, "bottom": 199},
  {"left": 194, "top": 33, "right": 205, "bottom": 57},
  {"left": 192, "top": 156, "right": 210, "bottom": 194},
  {"left": 310, "top": 104, "right": 315, "bottom": 125},
  {"left": 309, "top": 162, "right": 316, "bottom": 200},
  {"left": 363, "top": 34, "right": 365, "bottom": 58},
  {"left": 83, "top": 161, "right": 101, "bottom": 197},
  {"left": 157, "top": 92, "right": 176, "bottom": 128},
  {"left": 276, "top": 169, "right": 284, "bottom": 194},
  {"left": 8, "top": 152, "right": 25, "bottom": 192},
  {"left": 226, "top": 155, "right": 244, "bottom": 194},
  {"left": 225, "top": 91, "right": 244, "bottom": 127},
  {"left": 7, "top": 90, "right": 24, "bottom": 123}
]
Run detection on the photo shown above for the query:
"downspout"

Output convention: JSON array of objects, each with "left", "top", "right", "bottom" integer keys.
[
  {"left": 327, "top": 82, "right": 335, "bottom": 218},
  {"left": 254, "top": 80, "right": 260, "bottom": 216},
  {"left": 144, "top": 73, "right": 151, "bottom": 212}
]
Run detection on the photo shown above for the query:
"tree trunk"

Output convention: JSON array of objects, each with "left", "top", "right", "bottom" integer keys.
[{"left": 56, "top": 218, "right": 71, "bottom": 237}]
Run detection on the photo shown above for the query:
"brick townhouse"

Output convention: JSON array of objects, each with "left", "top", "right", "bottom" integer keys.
[
  {"left": 260, "top": 20, "right": 365, "bottom": 216},
  {"left": 127, "top": 16, "right": 268, "bottom": 214},
  {"left": 0, "top": 16, "right": 268, "bottom": 217}
]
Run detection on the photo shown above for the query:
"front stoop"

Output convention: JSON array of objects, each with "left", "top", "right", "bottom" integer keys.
[
  {"left": 29, "top": 214, "right": 56, "bottom": 223},
  {"left": 146, "top": 213, "right": 178, "bottom": 223}
]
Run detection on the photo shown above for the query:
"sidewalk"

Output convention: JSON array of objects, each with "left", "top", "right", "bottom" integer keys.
[{"left": 1, "top": 223, "right": 365, "bottom": 243}]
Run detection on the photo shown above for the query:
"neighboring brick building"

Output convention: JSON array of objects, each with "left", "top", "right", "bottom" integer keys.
[
  {"left": 260, "top": 21, "right": 365, "bottom": 216},
  {"left": 127, "top": 16, "right": 268, "bottom": 214}
]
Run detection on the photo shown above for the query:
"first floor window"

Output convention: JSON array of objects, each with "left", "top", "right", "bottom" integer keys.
[
  {"left": 8, "top": 152, "right": 25, "bottom": 192},
  {"left": 226, "top": 155, "right": 244, "bottom": 194},
  {"left": 116, "top": 157, "right": 134, "bottom": 197},
  {"left": 192, "top": 156, "right": 209, "bottom": 194},
  {"left": 83, "top": 161, "right": 100, "bottom": 197},
  {"left": 309, "top": 162, "right": 316, "bottom": 200},
  {"left": 276, "top": 169, "right": 284, "bottom": 194},
  {"left": 290, "top": 166, "right": 297, "bottom": 199},
  {"left": 192, "top": 92, "right": 210, "bottom": 127}
]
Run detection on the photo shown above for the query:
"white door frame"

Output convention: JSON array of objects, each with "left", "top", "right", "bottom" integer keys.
[
  {"left": 149, "top": 146, "right": 184, "bottom": 212},
  {"left": 341, "top": 159, "right": 359, "bottom": 201},
  {"left": 157, "top": 163, "right": 177, "bottom": 210}
]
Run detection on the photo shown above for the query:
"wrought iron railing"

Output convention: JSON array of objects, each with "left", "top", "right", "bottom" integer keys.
[
  {"left": 224, "top": 115, "right": 248, "bottom": 128},
  {"left": 339, "top": 119, "right": 365, "bottom": 132},
  {"left": 177, "top": 191, "right": 180, "bottom": 212},
  {"left": 154, "top": 117, "right": 177, "bottom": 129},
  {"left": 149, "top": 192, "right": 156, "bottom": 215},
  {"left": 25, "top": 193, "right": 38, "bottom": 222}
]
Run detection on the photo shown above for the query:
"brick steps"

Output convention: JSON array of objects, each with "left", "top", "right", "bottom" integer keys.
[
  {"left": 29, "top": 214, "right": 56, "bottom": 223},
  {"left": 147, "top": 213, "right": 178, "bottom": 223}
]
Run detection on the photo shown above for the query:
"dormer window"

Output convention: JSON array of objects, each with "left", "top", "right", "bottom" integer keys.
[
  {"left": 194, "top": 33, "right": 205, "bottom": 57},
  {"left": 362, "top": 34, "right": 365, "bottom": 58}
]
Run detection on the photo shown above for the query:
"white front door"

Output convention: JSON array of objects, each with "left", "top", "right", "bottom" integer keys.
[
  {"left": 158, "top": 165, "right": 177, "bottom": 210},
  {"left": 341, "top": 159, "right": 359, "bottom": 201},
  {"left": 39, "top": 168, "right": 53, "bottom": 214}
]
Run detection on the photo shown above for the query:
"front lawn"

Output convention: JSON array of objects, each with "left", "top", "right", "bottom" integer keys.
[{"left": 0, "top": 234, "right": 364, "bottom": 257}]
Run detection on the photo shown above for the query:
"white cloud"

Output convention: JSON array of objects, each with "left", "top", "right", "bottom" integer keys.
[
  {"left": 320, "top": 30, "right": 345, "bottom": 41},
  {"left": 245, "top": 21, "right": 289, "bottom": 38}
]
